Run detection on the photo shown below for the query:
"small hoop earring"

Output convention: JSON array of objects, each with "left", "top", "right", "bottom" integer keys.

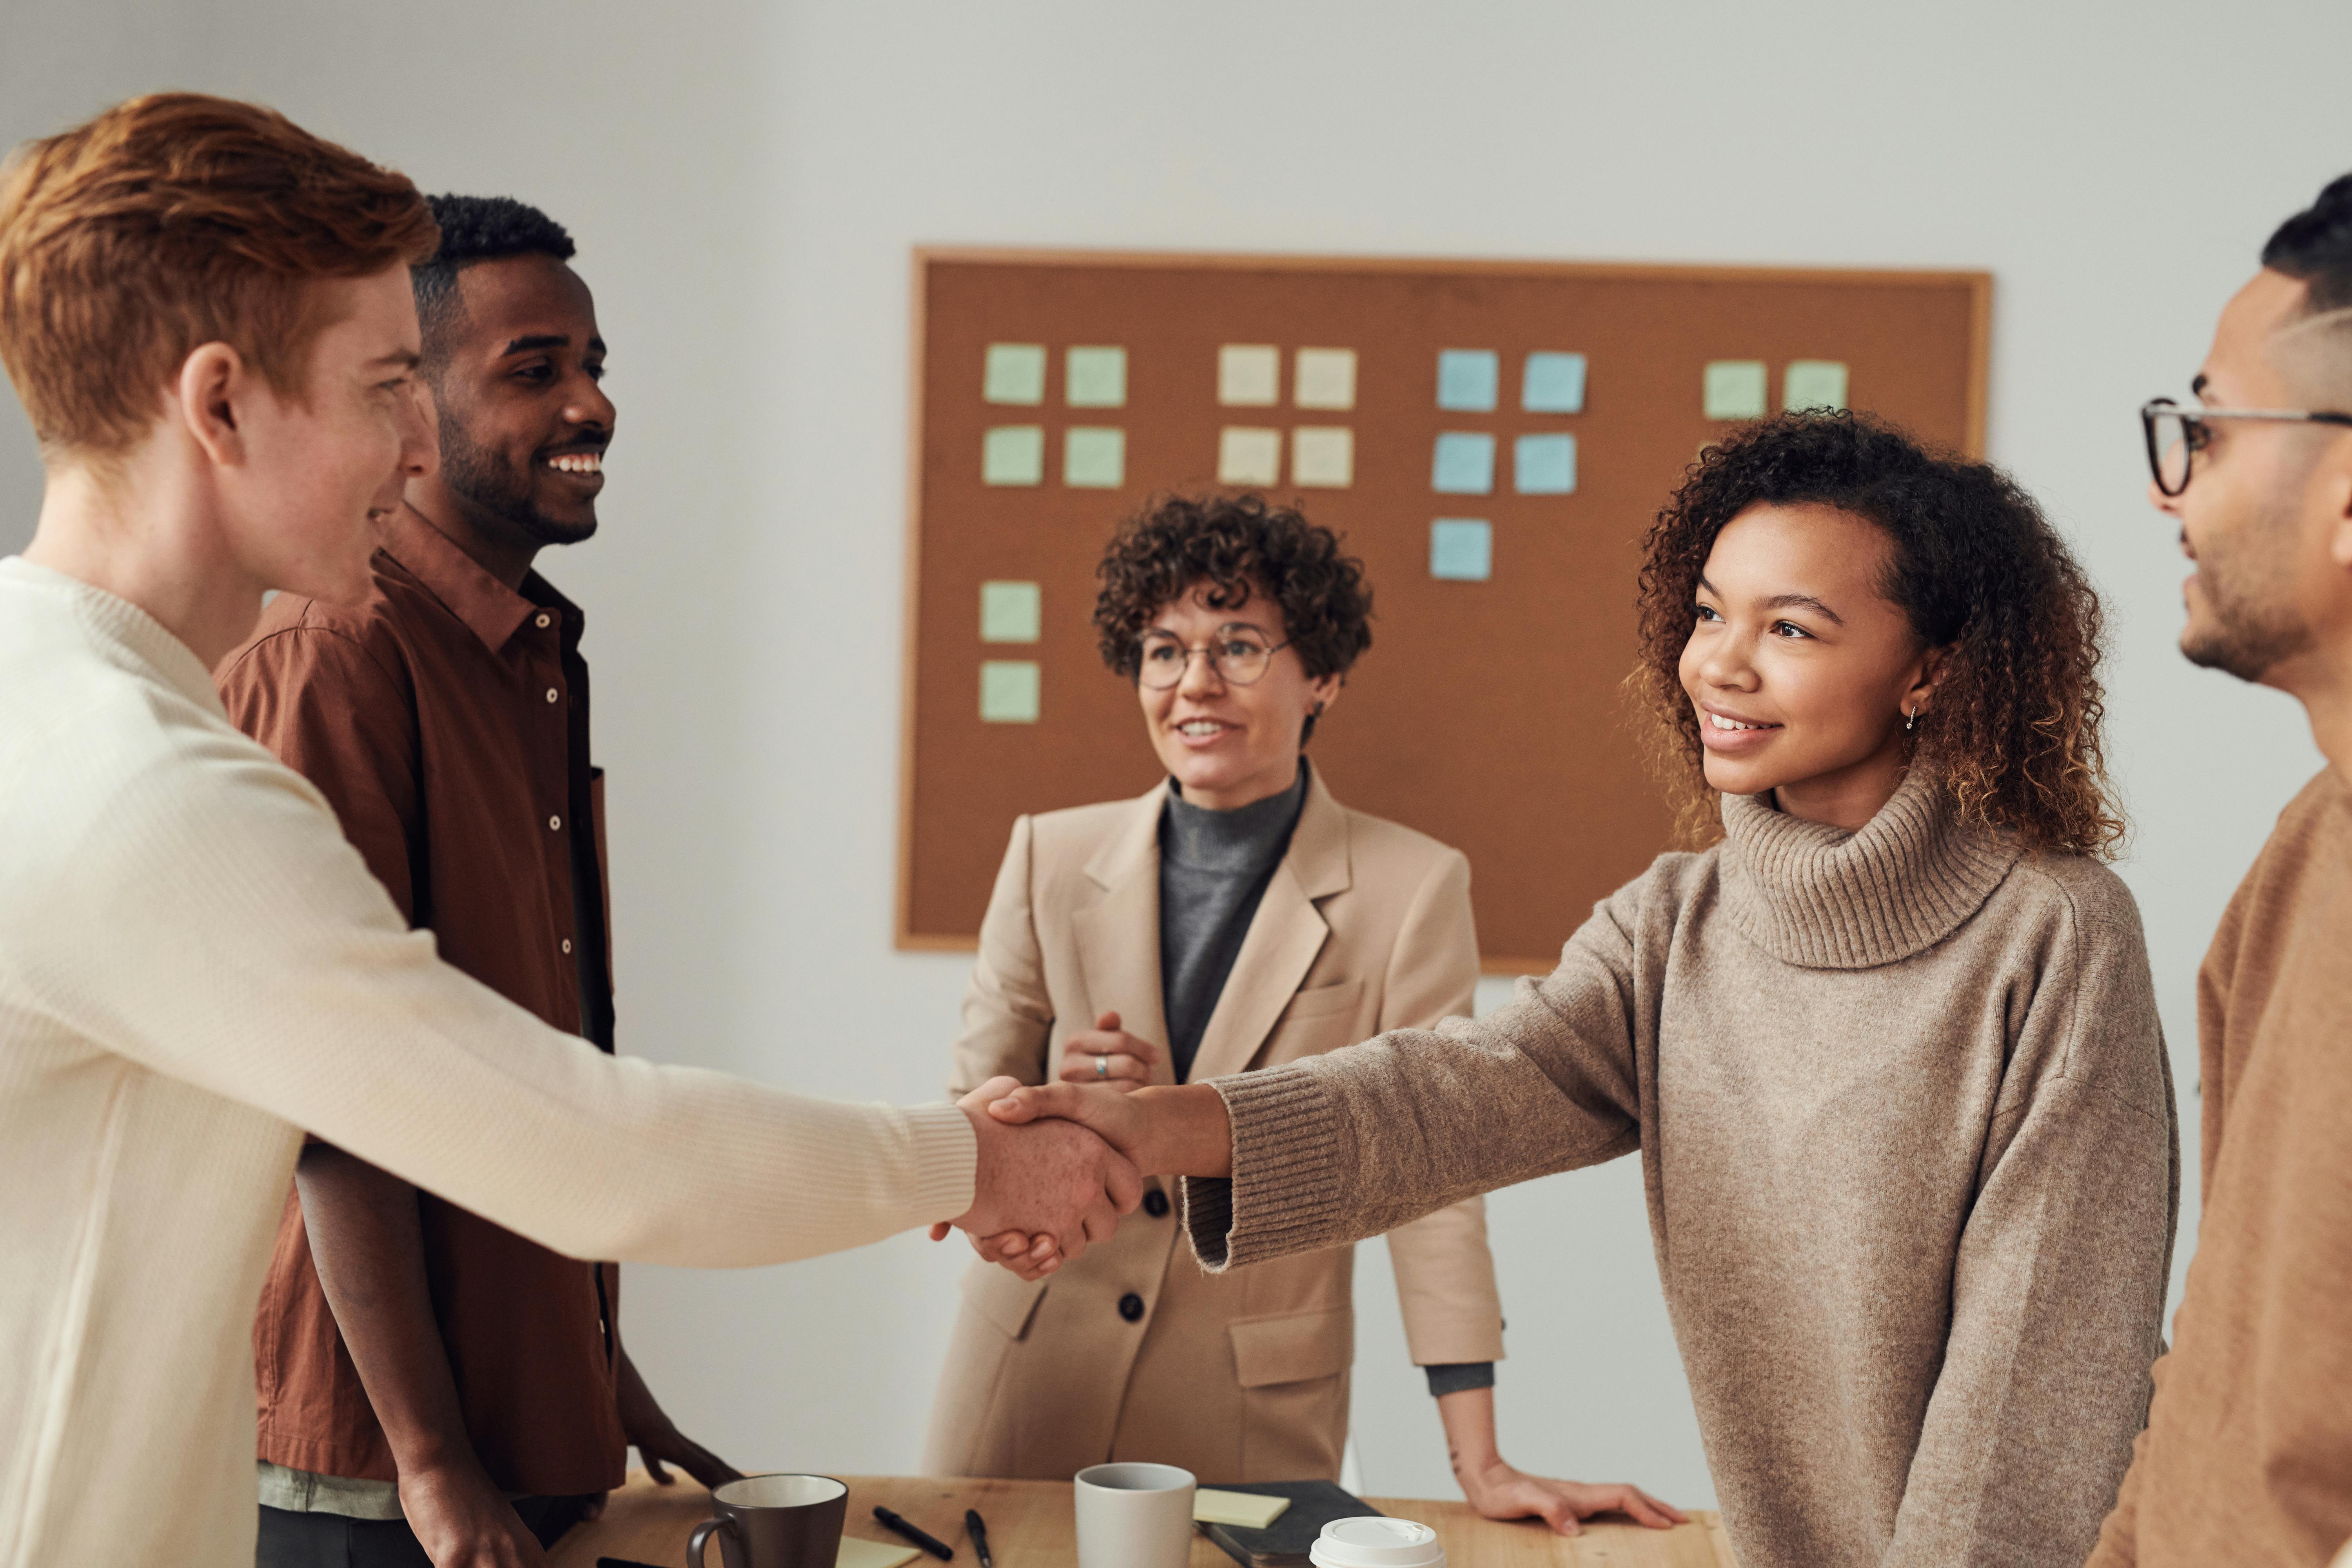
[{"left": 1905, "top": 706, "right": 1917, "bottom": 733}]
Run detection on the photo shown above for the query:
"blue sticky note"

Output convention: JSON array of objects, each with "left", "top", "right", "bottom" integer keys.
[
  {"left": 1515, "top": 434, "right": 1577, "bottom": 495},
  {"left": 1430, "top": 519, "right": 1492, "bottom": 581},
  {"left": 1522, "top": 352, "right": 1588, "bottom": 414},
  {"left": 1432, "top": 432, "right": 1495, "bottom": 494},
  {"left": 1436, "top": 350, "right": 1499, "bottom": 412}
]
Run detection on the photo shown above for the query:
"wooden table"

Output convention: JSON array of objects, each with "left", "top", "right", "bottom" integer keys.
[{"left": 552, "top": 1472, "right": 1737, "bottom": 1568}]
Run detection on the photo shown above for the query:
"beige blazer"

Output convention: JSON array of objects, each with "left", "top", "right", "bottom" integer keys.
[{"left": 921, "top": 769, "right": 1504, "bottom": 1484}]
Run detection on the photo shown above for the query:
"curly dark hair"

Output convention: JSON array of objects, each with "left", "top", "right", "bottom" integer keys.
[
  {"left": 1632, "top": 411, "right": 2124, "bottom": 857},
  {"left": 409, "top": 194, "right": 576, "bottom": 369},
  {"left": 1093, "top": 493, "right": 1371, "bottom": 746}
]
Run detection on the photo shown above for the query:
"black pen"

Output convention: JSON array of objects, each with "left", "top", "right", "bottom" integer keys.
[
  {"left": 965, "top": 1508, "right": 994, "bottom": 1568},
  {"left": 874, "top": 1504, "right": 955, "bottom": 1561}
]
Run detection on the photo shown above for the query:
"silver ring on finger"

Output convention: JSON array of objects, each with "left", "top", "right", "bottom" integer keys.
[{"left": 1095, "top": 1053, "right": 1109, "bottom": 1078}]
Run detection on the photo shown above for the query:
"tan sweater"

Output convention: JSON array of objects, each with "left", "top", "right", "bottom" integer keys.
[
  {"left": 2090, "top": 768, "right": 2352, "bottom": 1566},
  {"left": 1181, "top": 769, "right": 2180, "bottom": 1568},
  {"left": 0, "top": 559, "right": 975, "bottom": 1565}
]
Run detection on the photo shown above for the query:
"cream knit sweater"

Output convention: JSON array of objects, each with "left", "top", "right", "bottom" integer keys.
[
  {"left": 1183, "top": 769, "right": 2179, "bottom": 1568},
  {"left": 0, "top": 559, "right": 976, "bottom": 1566}
]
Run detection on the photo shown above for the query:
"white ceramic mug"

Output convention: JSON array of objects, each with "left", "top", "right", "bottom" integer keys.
[
  {"left": 1308, "top": 1515, "right": 1447, "bottom": 1568},
  {"left": 1073, "top": 1462, "right": 1196, "bottom": 1568}
]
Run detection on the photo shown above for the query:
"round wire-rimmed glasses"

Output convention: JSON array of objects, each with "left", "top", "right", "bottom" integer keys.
[
  {"left": 1135, "top": 626, "right": 1292, "bottom": 689},
  {"left": 2142, "top": 396, "right": 2352, "bottom": 497}
]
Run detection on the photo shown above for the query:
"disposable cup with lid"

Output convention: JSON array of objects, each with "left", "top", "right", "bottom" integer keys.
[{"left": 1307, "top": 1515, "right": 1446, "bottom": 1568}]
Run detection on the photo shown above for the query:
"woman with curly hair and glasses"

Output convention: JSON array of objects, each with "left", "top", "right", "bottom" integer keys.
[
  {"left": 922, "top": 494, "right": 1678, "bottom": 1535},
  {"left": 978, "top": 416, "right": 2181, "bottom": 1568}
]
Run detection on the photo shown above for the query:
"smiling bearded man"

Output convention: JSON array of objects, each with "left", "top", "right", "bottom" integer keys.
[{"left": 218, "top": 197, "right": 737, "bottom": 1568}]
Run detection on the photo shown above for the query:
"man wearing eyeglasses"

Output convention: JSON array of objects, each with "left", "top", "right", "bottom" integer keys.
[{"left": 2092, "top": 175, "right": 2352, "bottom": 1566}]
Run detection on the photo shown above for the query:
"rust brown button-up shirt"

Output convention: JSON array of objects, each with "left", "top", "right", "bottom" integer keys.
[{"left": 219, "top": 507, "right": 626, "bottom": 1495}]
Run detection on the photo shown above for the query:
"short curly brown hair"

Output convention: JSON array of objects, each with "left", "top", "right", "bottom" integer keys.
[
  {"left": 1094, "top": 494, "right": 1371, "bottom": 744},
  {"left": 1632, "top": 411, "right": 2125, "bottom": 857}
]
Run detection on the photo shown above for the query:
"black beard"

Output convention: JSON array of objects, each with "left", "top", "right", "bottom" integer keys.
[
  {"left": 2182, "top": 562, "right": 2313, "bottom": 682},
  {"left": 436, "top": 408, "right": 595, "bottom": 547}
]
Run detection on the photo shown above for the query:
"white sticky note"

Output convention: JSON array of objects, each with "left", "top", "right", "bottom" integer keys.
[
  {"left": 979, "top": 661, "right": 1040, "bottom": 723},
  {"left": 983, "top": 343, "right": 1046, "bottom": 405},
  {"left": 1066, "top": 345, "right": 1127, "bottom": 407},
  {"left": 1063, "top": 426, "right": 1125, "bottom": 488},
  {"left": 1784, "top": 359, "right": 1849, "bottom": 412},
  {"left": 1218, "top": 344, "right": 1281, "bottom": 406},
  {"left": 1703, "top": 361, "right": 1768, "bottom": 420},
  {"left": 1291, "top": 426, "right": 1354, "bottom": 488},
  {"left": 1218, "top": 426, "right": 1283, "bottom": 486},
  {"left": 1195, "top": 1489, "right": 1293, "bottom": 1529},
  {"left": 982, "top": 426, "right": 1044, "bottom": 486},
  {"left": 980, "top": 580, "right": 1041, "bottom": 643},
  {"left": 837, "top": 1537, "right": 922, "bottom": 1568},
  {"left": 1294, "top": 348, "right": 1357, "bottom": 410}
]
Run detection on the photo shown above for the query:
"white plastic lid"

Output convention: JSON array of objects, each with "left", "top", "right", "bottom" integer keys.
[{"left": 1307, "top": 1515, "right": 1446, "bottom": 1568}]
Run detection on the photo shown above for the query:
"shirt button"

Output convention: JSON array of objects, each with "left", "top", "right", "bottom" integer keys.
[
  {"left": 1143, "top": 1189, "right": 1170, "bottom": 1219},
  {"left": 561, "top": 938, "right": 573, "bottom": 955},
  {"left": 545, "top": 688, "right": 560, "bottom": 703},
  {"left": 535, "top": 612, "right": 552, "bottom": 630},
  {"left": 1117, "top": 1292, "right": 1145, "bottom": 1323},
  {"left": 548, "top": 815, "right": 562, "bottom": 831}
]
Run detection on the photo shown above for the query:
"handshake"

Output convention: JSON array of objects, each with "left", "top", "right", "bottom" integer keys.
[{"left": 935, "top": 1054, "right": 1234, "bottom": 1278}]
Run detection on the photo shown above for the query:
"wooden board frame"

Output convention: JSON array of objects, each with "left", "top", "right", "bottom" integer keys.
[{"left": 896, "top": 247, "right": 1992, "bottom": 971}]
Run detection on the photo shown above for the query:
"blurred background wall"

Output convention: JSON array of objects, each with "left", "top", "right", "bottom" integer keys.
[{"left": 4, "top": 0, "right": 2344, "bottom": 1506}]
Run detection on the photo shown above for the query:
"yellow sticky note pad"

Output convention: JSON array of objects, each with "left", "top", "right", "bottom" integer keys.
[
  {"left": 838, "top": 1537, "right": 922, "bottom": 1568},
  {"left": 1219, "top": 344, "right": 1281, "bottom": 406},
  {"left": 1294, "top": 348, "right": 1357, "bottom": 409},
  {"left": 1218, "top": 426, "right": 1282, "bottom": 486},
  {"left": 1291, "top": 426, "right": 1354, "bottom": 487},
  {"left": 1194, "top": 1489, "right": 1292, "bottom": 1529}
]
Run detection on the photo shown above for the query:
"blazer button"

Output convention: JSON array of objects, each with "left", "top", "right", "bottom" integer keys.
[
  {"left": 1143, "top": 1189, "right": 1170, "bottom": 1219},
  {"left": 1118, "top": 1292, "right": 1145, "bottom": 1323}
]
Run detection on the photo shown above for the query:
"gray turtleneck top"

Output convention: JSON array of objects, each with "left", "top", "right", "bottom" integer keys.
[{"left": 1158, "top": 766, "right": 1308, "bottom": 1084}]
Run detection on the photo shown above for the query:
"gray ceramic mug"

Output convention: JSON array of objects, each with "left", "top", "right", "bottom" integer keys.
[{"left": 687, "top": 1474, "right": 849, "bottom": 1568}]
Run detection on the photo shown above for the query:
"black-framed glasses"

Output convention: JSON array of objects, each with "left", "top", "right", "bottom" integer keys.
[
  {"left": 2141, "top": 396, "right": 2352, "bottom": 497},
  {"left": 1136, "top": 625, "right": 1291, "bottom": 689}
]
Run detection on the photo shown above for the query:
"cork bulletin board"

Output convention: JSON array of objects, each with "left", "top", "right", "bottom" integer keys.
[{"left": 898, "top": 249, "right": 1990, "bottom": 971}]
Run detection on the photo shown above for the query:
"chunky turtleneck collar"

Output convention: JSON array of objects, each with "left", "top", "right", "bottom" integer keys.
[{"left": 1717, "top": 766, "right": 2022, "bottom": 969}]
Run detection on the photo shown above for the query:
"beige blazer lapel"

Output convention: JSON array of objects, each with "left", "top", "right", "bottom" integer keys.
[
  {"left": 1183, "top": 768, "right": 1354, "bottom": 1084},
  {"left": 1071, "top": 783, "right": 1177, "bottom": 1085}
]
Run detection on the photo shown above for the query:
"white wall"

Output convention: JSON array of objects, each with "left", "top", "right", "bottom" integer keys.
[{"left": 5, "top": 0, "right": 2344, "bottom": 1512}]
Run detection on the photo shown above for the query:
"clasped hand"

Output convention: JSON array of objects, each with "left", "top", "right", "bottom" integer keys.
[
  {"left": 933, "top": 1073, "right": 1177, "bottom": 1278},
  {"left": 938, "top": 1076, "right": 1147, "bottom": 1270}
]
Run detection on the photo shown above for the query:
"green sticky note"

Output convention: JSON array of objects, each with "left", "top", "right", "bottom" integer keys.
[
  {"left": 1703, "top": 360, "right": 1768, "bottom": 420},
  {"left": 1063, "top": 426, "right": 1125, "bottom": 488},
  {"left": 984, "top": 343, "right": 1046, "bottom": 405},
  {"left": 979, "top": 660, "right": 1040, "bottom": 723},
  {"left": 1784, "top": 360, "right": 1849, "bottom": 412},
  {"left": 1065, "top": 346, "right": 1127, "bottom": 407},
  {"left": 980, "top": 581, "right": 1041, "bottom": 644},
  {"left": 982, "top": 426, "right": 1044, "bottom": 486}
]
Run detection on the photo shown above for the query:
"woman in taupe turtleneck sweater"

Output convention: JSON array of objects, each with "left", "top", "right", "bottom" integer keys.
[{"left": 980, "top": 415, "right": 2180, "bottom": 1568}]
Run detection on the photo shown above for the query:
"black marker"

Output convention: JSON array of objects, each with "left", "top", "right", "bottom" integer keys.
[
  {"left": 965, "top": 1507, "right": 995, "bottom": 1568},
  {"left": 874, "top": 1505, "right": 955, "bottom": 1561}
]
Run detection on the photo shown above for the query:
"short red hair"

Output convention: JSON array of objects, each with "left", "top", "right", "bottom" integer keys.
[{"left": 0, "top": 93, "right": 439, "bottom": 456}]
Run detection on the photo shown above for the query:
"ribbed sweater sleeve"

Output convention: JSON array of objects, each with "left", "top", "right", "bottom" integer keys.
[
  {"left": 1182, "top": 875, "right": 1648, "bottom": 1270},
  {"left": 13, "top": 724, "right": 976, "bottom": 1267}
]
